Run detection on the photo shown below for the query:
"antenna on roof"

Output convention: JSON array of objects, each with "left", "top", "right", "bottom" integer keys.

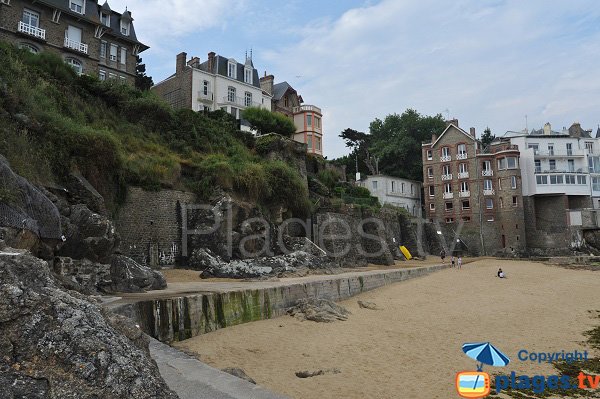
[
  {"left": 444, "top": 108, "right": 450, "bottom": 120},
  {"left": 525, "top": 114, "right": 528, "bottom": 133}
]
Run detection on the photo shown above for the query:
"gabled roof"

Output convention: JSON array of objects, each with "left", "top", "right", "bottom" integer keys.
[
  {"left": 272, "top": 82, "right": 296, "bottom": 101},
  {"left": 430, "top": 123, "right": 478, "bottom": 147}
]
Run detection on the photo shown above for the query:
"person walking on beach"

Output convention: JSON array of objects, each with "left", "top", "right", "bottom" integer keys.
[
  {"left": 457, "top": 256, "right": 462, "bottom": 269},
  {"left": 440, "top": 249, "right": 446, "bottom": 263},
  {"left": 451, "top": 255, "right": 455, "bottom": 268}
]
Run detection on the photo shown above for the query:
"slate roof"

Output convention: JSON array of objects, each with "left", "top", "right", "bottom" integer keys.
[{"left": 197, "top": 55, "right": 261, "bottom": 88}]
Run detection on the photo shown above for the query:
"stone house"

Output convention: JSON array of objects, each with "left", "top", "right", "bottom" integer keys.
[
  {"left": 0, "top": 0, "right": 148, "bottom": 84},
  {"left": 422, "top": 120, "right": 526, "bottom": 255}
]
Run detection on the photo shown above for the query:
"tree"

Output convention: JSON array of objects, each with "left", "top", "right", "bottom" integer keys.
[
  {"left": 241, "top": 107, "right": 296, "bottom": 137},
  {"left": 339, "top": 128, "right": 376, "bottom": 175},
  {"left": 135, "top": 55, "right": 153, "bottom": 91},
  {"left": 480, "top": 127, "right": 495, "bottom": 150}
]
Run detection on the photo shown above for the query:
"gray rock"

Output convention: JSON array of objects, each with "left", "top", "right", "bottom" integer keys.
[
  {"left": 295, "top": 368, "right": 341, "bottom": 378},
  {"left": 64, "top": 172, "right": 107, "bottom": 215},
  {"left": 287, "top": 297, "right": 350, "bottom": 323},
  {"left": 53, "top": 256, "right": 112, "bottom": 295},
  {"left": 221, "top": 368, "right": 256, "bottom": 384},
  {"left": 357, "top": 300, "right": 381, "bottom": 310},
  {"left": 109, "top": 254, "right": 167, "bottom": 293},
  {"left": 0, "top": 250, "right": 178, "bottom": 398},
  {"left": 188, "top": 248, "right": 226, "bottom": 271}
]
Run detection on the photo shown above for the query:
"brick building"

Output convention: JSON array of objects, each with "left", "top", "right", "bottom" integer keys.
[
  {"left": 422, "top": 120, "right": 526, "bottom": 255},
  {"left": 0, "top": 0, "right": 148, "bottom": 84}
]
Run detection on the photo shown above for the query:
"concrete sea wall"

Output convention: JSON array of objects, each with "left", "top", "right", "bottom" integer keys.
[{"left": 111, "top": 265, "right": 448, "bottom": 343}]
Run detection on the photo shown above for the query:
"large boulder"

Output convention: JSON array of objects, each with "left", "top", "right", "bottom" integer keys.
[
  {"left": 0, "top": 250, "right": 178, "bottom": 398},
  {"left": 53, "top": 257, "right": 112, "bottom": 295},
  {"left": 64, "top": 172, "right": 107, "bottom": 215},
  {"left": 108, "top": 254, "right": 167, "bottom": 293},
  {"left": 58, "top": 204, "right": 119, "bottom": 263}
]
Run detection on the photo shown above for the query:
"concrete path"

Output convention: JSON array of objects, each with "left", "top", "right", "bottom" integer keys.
[{"left": 149, "top": 338, "right": 289, "bottom": 399}]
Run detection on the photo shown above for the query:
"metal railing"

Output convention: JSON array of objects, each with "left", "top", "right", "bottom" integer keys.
[
  {"left": 441, "top": 174, "right": 453, "bottom": 181},
  {"left": 483, "top": 189, "right": 495, "bottom": 195},
  {"left": 458, "top": 172, "right": 469, "bottom": 179},
  {"left": 456, "top": 153, "right": 468, "bottom": 160},
  {"left": 18, "top": 21, "right": 46, "bottom": 39},
  {"left": 222, "top": 96, "right": 261, "bottom": 108},
  {"left": 440, "top": 155, "right": 451, "bottom": 162},
  {"left": 64, "top": 37, "right": 88, "bottom": 54},
  {"left": 459, "top": 191, "right": 470, "bottom": 197},
  {"left": 293, "top": 104, "right": 321, "bottom": 114},
  {"left": 198, "top": 91, "right": 214, "bottom": 101},
  {"left": 443, "top": 192, "right": 453, "bottom": 199},
  {"left": 482, "top": 170, "right": 493, "bottom": 176}
]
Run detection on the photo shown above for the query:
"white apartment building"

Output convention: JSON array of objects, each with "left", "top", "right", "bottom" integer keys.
[
  {"left": 358, "top": 175, "right": 422, "bottom": 217},
  {"left": 503, "top": 122, "right": 600, "bottom": 207}
]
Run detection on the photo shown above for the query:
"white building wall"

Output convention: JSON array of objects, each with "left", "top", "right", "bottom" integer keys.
[{"left": 361, "top": 175, "right": 422, "bottom": 217}]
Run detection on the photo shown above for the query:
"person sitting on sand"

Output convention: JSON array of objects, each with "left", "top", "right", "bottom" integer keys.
[{"left": 497, "top": 268, "right": 505, "bottom": 278}]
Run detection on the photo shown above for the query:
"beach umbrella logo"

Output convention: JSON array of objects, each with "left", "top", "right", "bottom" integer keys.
[{"left": 456, "top": 342, "right": 510, "bottom": 398}]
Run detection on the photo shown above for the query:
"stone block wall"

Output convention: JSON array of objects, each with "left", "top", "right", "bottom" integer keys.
[
  {"left": 115, "top": 187, "right": 195, "bottom": 267},
  {"left": 151, "top": 67, "right": 193, "bottom": 110}
]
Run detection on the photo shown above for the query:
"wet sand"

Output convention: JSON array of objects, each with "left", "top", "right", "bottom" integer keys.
[{"left": 174, "top": 259, "right": 600, "bottom": 399}]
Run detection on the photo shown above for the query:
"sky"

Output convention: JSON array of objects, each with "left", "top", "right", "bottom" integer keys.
[{"left": 109, "top": 0, "right": 600, "bottom": 159}]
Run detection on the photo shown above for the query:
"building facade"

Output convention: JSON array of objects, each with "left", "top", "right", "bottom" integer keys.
[
  {"left": 422, "top": 120, "right": 526, "bottom": 255},
  {"left": 152, "top": 51, "right": 272, "bottom": 129},
  {"left": 358, "top": 175, "right": 422, "bottom": 217},
  {"left": 260, "top": 75, "right": 324, "bottom": 156},
  {"left": 0, "top": 0, "right": 147, "bottom": 84}
]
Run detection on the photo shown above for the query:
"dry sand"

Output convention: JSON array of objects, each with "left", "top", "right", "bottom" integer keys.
[{"left": 174, "top": 259, "right": 600, "bottom": 399}]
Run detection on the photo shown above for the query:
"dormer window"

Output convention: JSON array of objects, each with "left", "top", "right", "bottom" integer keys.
[
  {"left": 100, "top": 12, "right": 110, "bottom": 27},
  {"left": 244, "top": 67, "right": 252, "bottom": 84},
  {"left": 120, "top": 20, "right": 130, "bottom": 35},
  {"left": 69, "top": 0, "right": 84, "bottom": 14},
  {"left": 227, "top": 60, "right": 237, "bottom": 79}
]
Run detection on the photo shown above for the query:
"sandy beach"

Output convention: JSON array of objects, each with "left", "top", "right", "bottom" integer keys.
[{"left": 174, "top": 259, "right": 600, "bottom": 399}]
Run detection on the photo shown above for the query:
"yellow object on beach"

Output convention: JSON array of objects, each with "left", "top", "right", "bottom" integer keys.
[{"left": 399, "top": 246, "right": 412, "bottom": 260}]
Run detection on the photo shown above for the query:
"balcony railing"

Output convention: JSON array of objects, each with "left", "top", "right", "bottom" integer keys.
[
  {"left": 458, "top": 172, "right": 469, "bottom": 179},
  {"left": 443, "top": 192, "right": 453, "bottom": 199},
  {"left": 292, "top": 104, "right": 321, "bottom": 114},
  {"left": 64, "top": 37, "right": 88, "bottom": 54},
  {"left": 18, "top": 21, "right": 46, "bottom": 40},
  {"left": 441, "top": 174, "right": 453, "bottom": 181},
  {"left": 535, "top": 149, "right": 584, "bottom": 157},
  {"left": 456, "top": 153, "right": 468, "bottom": 160},
  {"left": 459, "top": 191, "right": 470, "bottom": 197},
  {"left": 482, "top": 170, "right": 493, "bottom": 176},
  {"left": 222, "top": 96, "right": 261, "bottom": 108},
  {"left": 483, "top": 189, "right": 495, "bottom": 195},
  {"left": 198, "top": 91, "right": 214, "bottom": 101},
  {"left": 440, "top": 155, "right": 451, "bottom": 162}
]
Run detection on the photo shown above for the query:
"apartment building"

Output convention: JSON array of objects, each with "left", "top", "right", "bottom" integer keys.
[
  {"left": 422, "top": 120, "right": 525, "bottom": 255},
  {"left": 152, "top": 51, "right": 272, "bottom": 130},
  {"left": 260, "top": 75, "right": 324, "bottom": 156},
  {"left": 358, "top": 175, "right": 422, "bottom": 217},
  {"left": 0, "top": 0, "right": 147, "bottom": 84}
]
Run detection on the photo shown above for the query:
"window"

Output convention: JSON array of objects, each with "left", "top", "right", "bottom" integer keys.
[
  {"left": 484, "top": 179, "right": 493, "bottom": 190},
  {"left": 586, "top": 142, "right": 594, "bottom": 154},
  {"left": 69, "top": 0, "right": 84, "bottom": 14},
  {"left": 428, "top": 186, "right": 434, "bottom": 196},
  {"left": 457, "top": 144, "right": 466, "bottom": 155},
  {"left": 565, "top": 175, "right": 575, "bottom": 184},
  {"left": 445, "top": 202, "right": 453, "bottom": 211},
  {"left": 566, "top": 143, "right": 573, "bottom": 156},
  {"left": 528, "top": 144, "right": 539, "bottom": 154},
  {"left": 244, "top": 92, "right": 252, "bottom": 107},
  {"left": 119, "top": 75, "right": 126, "bottom": 81},
  {"left": 401, "top": 182, "right": 405, "bottom": 193},
  {"left": 445, "top": 217, "right": 454, "bottom": 224},
  {"left": 100, "top": 41, "right": 106, "bottom": 58},
  {"left": 459, "top": 163, "right": 468, "bottom": 173},
  {"left": 18, "top": 43, "right": 39, "bottom": 53},
  {"left": 429, "top": 203, "right": 435, "bottom": 210},
  {"left": 482, "top": 160, "right": 491, "bottom": 171},
  {"left": 577, "top": 175, "right": 587, "bottom": 185},
  {"left": 426, "top": 150, "right": 432, "bottom": 160},
  {"left": 486, "top": 198, "right": 494, "bottom": 209},
  {"left": 227, "top": 60, "right": 236, "bottom": 78},
  {"left": 315, "top": 117, "right": 321, "bottom": 129},
  {"left": 507, "top": 157, "right": 518, "bottom": 169},
  {"left": 98, "top": 70, "right": 106, "bottom": 81},
  {"left": 67, "top": 25, "right": 82, "bottom": 43},
  {"left": 442, "top": 147, "right": 450, "bottom": 157},
  {"left": 120, "top": 21, "right": 130, "bottom": 36},
  {"left": 511, "top": 176, "right": 517, "bottom": 189},
  {"left": 462, "top": 200, "right": 470, "bottom": 210},
  {"left": 391, "top": 181, "right": 395, "bottom": 192},
  {"left": 230, "top": 107, "right": 238, "bottom": 119},
  {"left": 568, "top": 159, "right": 575, "bottom": 172},
  {"left": 460, "top": 181, "right": 469, "bottom": 192},
  {"left": 120, "top": 47, "right": 126, "bottom": 65},
  {"left": 284, "top": 97, "right": 289, "bottom": 107},
  {"left": 534, "top": 160, "right": 541, "bottom": 173},
  {"left": 547, "top": 144, "right": 554, "bottom": 156},
  {"left": 203, "top": 80, "right": 209, "bottom": 95},
  {"left": 462, "top": 216, "right": 471, "bottom": 222},
  {"left": 316, "top": 137, "right": 321, "bottom": 150},
  {"left": 497, "top": 158, "right": 506, "bottom": 170},
  {"left": 444, "top": 183, "right": 452, "bottom": 193},
  {"left": 100, "top": 12, "right": 110, "bottom": 26},
  {"left": 498, "top": 178, "right": 502, "bottom": 190},
  {"left": 499, "top": 197, "right": 504, "bottom": 208},
  {"left": 442, "top": 164, "right": 451, "bottom": 175},
  {"left": 22, "top": 9, "right": 40, "bottom": 27},
  {"left": 109, "top": 72, "right": 117, "bottom": 79},
  {"left": 549, "top": 175, "right": 562, "bottom": 185},
  {"left": 307, "top": 115, "right": 312, "bottom": 126},
  {"left": 227, "top": 86, "right": 236, "bottom": 102},
  {"left": 411, "top": 184, "right": 414, "bottom": 194},
  {"left": 512, "top": 196, "right": 518, "bottom": 207},
  {"left": 372, "top": 180, "right": 378, "bottom": 189},
  {"left": 110, "top": 44, "right": 117, "bottom": 61},
  {"left": 536, "top": 175, "right": 548, "bottom": 184},
  {"left": 487, "top": 216, "right": 495, "bottom": 222},
  {"left": 66, "top": 58, "right": 82, "bottom": 75},
  {"left": 244, "top": 67, "right": 252, "bottom": 84},
  {"left": 427, "top": 167, "right": 433, "bottom": 178},
  {"left": 593, "top": 177, "right": 600, "bottom": 192},
  {"left": 549, "top": 159, "right": 556, "bottom": 171}
]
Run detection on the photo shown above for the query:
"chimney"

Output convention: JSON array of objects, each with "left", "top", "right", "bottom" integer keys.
[
  {"left": 176, "top": 52, "right": 187, "bottom": 74},
  {"left": 445, "top": 118, "right": 459, "bottom": 127},
  {"left": 207, "top": 51, "right": 216, "bottom": 73},
  {"left": 187, "top": 56, "right": 200, "bottom": 69},
  {"left": 431, "top": 134, "right": 437, "bottom": 142},
  {"left": 260, "top": 73, "right": 274, "bottom": 95},
  {"left": 543, "top": 122, "right": 551, "bottom": 135},
  {"left": 470, "top": 127, "right": 476, "bottom": 137}
]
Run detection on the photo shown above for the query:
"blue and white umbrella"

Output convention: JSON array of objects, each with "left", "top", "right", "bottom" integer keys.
[{"left": 462, "top": 342, "right": 510, "bottom": 370}]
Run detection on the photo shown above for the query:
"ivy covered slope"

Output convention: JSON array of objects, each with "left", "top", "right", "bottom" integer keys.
[{"left": 0, "top": 42, "right": 309, "bottom": 216}]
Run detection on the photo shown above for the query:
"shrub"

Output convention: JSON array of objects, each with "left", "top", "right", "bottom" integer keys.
[
  {"left": 242, "top": 107, "right": 296, "bottom": 137},
  {"left": 317, "top": 168, "right": 342, "bottom": 190},
  {"left": 263, "top": 161, "right": 310, "bottom": 215}
]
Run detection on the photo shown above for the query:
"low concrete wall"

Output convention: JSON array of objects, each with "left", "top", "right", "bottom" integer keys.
[{"left": 111, "top": 265, "right": 448, "bottom": 343}]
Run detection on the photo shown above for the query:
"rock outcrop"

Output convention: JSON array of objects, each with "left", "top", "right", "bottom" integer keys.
[
  {"left": 287, "top": 297, "right": 351, "bottom": 322},
  {"left": 0, "top": 250, "right": 178, "bottom": 398},
  {"left": 109, "top": 254, "right": 167, "bottom": 293}
]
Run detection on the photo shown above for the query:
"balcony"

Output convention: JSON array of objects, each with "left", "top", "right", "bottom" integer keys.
[
  {"left": 198, "top": 91, "right": 214, "bottom": 102},
  {"left": 64, "top": 37, "right": 88, "bottom": 54},
  {"left": 441, "top": 174, "right": 453, "bottom": 181},
  {"left": 440, "top": 155, "right": 451, "bottom": 162},
  {"left": 459, "top": 191, "right": 470, "bottom": 198},
  {"left": 458, "top": 172, "right": 469, "bottom": 179},
  {"left": 535, "top": 149, "right": 585, "bottom": 157},
  {"left": 292, "top": 104, "right": 321, "bottom": 114},
  {"left": 456, "top": 153, "right": 467, "bottom": 160},
  {"left": 18, "top": 22, "right": 46, "bottom": 40},
  {"left": 222, "top": 96, "right": 261, "bottom": 108},
  {"left": 483, "top": 189, "right": 495, "bottom": 195},
  {"left": 482, "top": 170, "right": 493, "bottom": 177},
  {"left": 443, "top": 192, "right": 453, "bottom": 199}
]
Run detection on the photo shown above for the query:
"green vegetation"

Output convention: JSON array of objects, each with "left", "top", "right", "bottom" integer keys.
[
  {"left": 481, "top": 126, "right": 496, "bottom": 150},
  {"left": 0, "top": 42, "right": 309, "bottom": 216},
  {"left": 242, "top": 107, "right": 296, "bottom": 137}
]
